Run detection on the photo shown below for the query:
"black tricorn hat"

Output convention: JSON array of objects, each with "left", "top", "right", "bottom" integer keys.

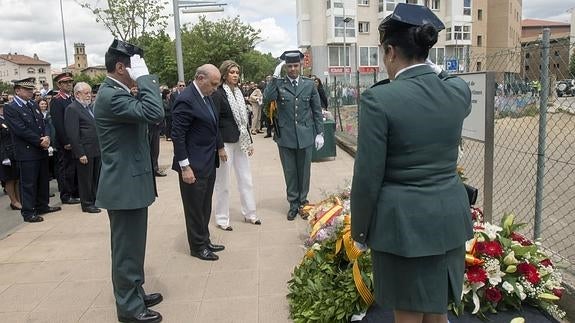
[
  {"left": 13, "top": 77, "right": 36, "bottom": 89},
  {"left": 379, "top": 3, "right": 445, "bottom": 32},
  {"left": 108, "top": 39, "right": 144, "bottom": 57},
  {"left": 280, "top": 50, "right": 304, "bottom": 64}
]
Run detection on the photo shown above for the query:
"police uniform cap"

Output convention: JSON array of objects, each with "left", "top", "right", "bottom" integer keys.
[
  {"left": 54, "top": 72, "right": 74, "bottom": 83},
  {"left": 280, "top": 50, "right": 304, "bottom": 64},
  {"left": 108, "top": 39, "right": 144, "bottom": 57},
  {"left": 13, "top": 77, "right": 36, "bottom": 89},
  {"left": 379, "top": 3, "right": 445, "bottom": 32}
]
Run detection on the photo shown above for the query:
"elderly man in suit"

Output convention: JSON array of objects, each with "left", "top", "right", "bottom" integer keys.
[
  {"left": 94, "top": 39, "right": 164, "bottom": 323},
  {"left": 171, "top": 64, "right": 225, "bottom": 261},
  {"left": 4, "top": 78, "right": 61, "bottom": 222},
  {"left": 65, "top": 82, "right": 101, "bottom": 214},
  {"left": 263, "top": 50, "right": 324, "bottom": 221},
  {"left": 50, "top": 72, "right": 80, "bottom": 205}
]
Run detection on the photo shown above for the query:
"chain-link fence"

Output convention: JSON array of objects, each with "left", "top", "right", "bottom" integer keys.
[{"left": 327, "top": 34, "right": 575, "bottom": 285}]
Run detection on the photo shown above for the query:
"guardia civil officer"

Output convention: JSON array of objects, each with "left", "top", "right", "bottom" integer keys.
[
  {"left": 263, "top": 51, "right": 324, "bottom": 221},
  {"left": 94, "top": 40, "right": 164, "bottom": 323},
  {"left": 350, "top": 4, "right": 473, "bottom": 323}
]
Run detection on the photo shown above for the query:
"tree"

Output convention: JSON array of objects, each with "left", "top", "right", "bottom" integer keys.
[
  {"left": 181, "top": 16, "right": 261, "bottom": 79},
  {"left": 0, "top": 81, "right": 13, "bottom": 95},
  {"left": 73, "top": 73, "right": 106, "bottom": 88},
  {"left": 76, "top": 0, "right": 169, "bottom": 41},
  {"left": 237, "top": 50, "right": 277, "bottom": 82},
  {"left": 136, "top": 31, "right": 178, "bottom": 86}
]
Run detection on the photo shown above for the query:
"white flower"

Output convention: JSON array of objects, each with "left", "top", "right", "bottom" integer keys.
[
  {"left": 485, "top": 259, "right": 505, "bottom": 285},
  {"left": 311, "top": 243, "right": 321, "bottom": 251},
  {"left": 483, "top": 223, "right": 503, "bottom": 240},
  {"left": 502, "top": 281, "right": 515, "bottom": 293}
]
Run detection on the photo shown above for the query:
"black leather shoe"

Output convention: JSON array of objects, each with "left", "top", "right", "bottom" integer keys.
[
  {"left": 154, "top": 171, "right": 167, "bottom": 177},
  {"left": 62, "top": 198, "right": 81, "bottom": 204},
  {"left": 190, "top": 248, "right": 219, "bottom": 261},
  {"left": 264, "top": 134, "right": 272, "bottom": 138},
  {"left": 287, "top": 210, "right": 297, "bottom": 221},
  {"left": 24, "top": 215, "right": 44, "bottom": 223},
  {"left": 82, "top": 205, "right": 101, "bottom": 213},
  {"left": 118, "top": 309, "right": 162, "bottom": 323},
  {"left": 37, "top": 206, "right": 62, "bottom": 214},
  {"left": 143, "top": 293, "right": 163, "bottom": 307},
  {"left": 207, "top": 243, "right": 225, "bottom": 252}
]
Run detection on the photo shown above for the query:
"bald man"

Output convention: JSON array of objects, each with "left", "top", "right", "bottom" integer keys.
[{"left": 171, "top": 64, "right": 225, "bottom": 261}]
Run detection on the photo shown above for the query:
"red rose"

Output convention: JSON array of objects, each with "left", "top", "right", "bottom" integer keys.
[
  {"left": 466, "top": 266, "right": 488, "bottom": 284},
  {"left": 510, "top": 232, "right": 533, "bottom": 246},
  {"left": 517, "top": 262, "right": 541, "bottom": 285},
  {"left": 485, "top": 286, "right": 503, "bottom": 303},
  {"left": 540, "top": 258, "right": 553, "bottom": 268},
  {"left": 476, "top": 241, "right": 504, "bottom": 258},
  {"left": 553, "top": 288, "right": 564, "bottom": 298}
]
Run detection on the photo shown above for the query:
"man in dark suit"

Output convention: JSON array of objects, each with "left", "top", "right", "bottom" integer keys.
[
  {"left": 94, "top": 40, "right": 164, "bottom": 323},
  {"left": 171, "top": 64, "right": 224, "bottom": 261},
  {"left": 50, "top": 72, "right": 80, "bottom": 204},
  {"left": 263, "top": 50, "right": 324, "bottom": 220},
  {"left": 64, "top": 82, "right": 101, "bottom": 214},
  {"left": 4, "top": 78, "right": 61, "bottom": 222}
]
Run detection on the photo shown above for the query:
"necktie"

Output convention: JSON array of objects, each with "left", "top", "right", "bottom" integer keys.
[
  {"left": 292, "top": 80, "right": 297, "bottom": 88},
  {"left": 203, "top": 97, "right": 216, "bottom": 122}
]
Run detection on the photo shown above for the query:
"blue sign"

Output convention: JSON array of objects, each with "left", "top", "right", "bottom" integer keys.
[{"left": 446, "top": 59, "right": 458, "bottom": 72}]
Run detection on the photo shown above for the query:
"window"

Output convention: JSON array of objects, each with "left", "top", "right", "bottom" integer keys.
[
  {"left": 360, "top": 47, "right": 379, "bottom": 66},
  {"left": 477, "top": 9, "right": 483, "bottom": 20},
  {"left": 358, "top": 21, "right": 370, "bottom": 33},
  {"left": 446, "top": 27, "right": 452, "bottom": 41},
  {"left": 428, "top": 47, "right": 445, "bottom": 65},
  {"left": 477, "top": 35, "right": 482, "bottom": 47},
  {"left": 525, "top": 65, "right": 530, "bottom": 71},
  {"left": 525, "top": 53, "right": 530, "bottom": 59},
  {"left": 378, "top": 0, "right": 384, "bottom": 12},
  {"left": 453, "top": 25, "right": 470, "bottom": 40},
  {"left": 27, "top": 67, "right": 35, "bottom": 74},
  {"left": 358, "top": 0, "right": 369, "bottom": 5},
  {"left": 335, "top": 17, "right": 355, "bottom": 37},
  {"left": 38, "top": 68, "right": 45, "bottom": 73},
  {"left": 463, "top": 26, "right": 470, "bottom": 40},
  {"left": 406, "top": 0, "right": 417, "bottom": 3},
  {"left": 327, "top": 0, "right": 331, "bottom": 9},
  {"left": 329, "top": 46, "right": 350, "bottom": 67},
  {"left": 476, "top": 62, "right": 482, "bottom": 71},
  {"left": 463, "top": 0, "right": 471, "bottom": 15},
  {"left": 334, "top": 0, "right": 344, "bottom": 8},
  {"left": 429, "top": 0, "right": 440, "bottom": 10},
  {"left": 14, "top": 69, "right": 18, "bottom": 75},
  {"left": 386, "top": 0, "right": 396, "bottom": 11}
]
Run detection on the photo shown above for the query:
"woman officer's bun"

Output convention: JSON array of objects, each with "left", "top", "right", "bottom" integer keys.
[{"left": 414, "top": 24, "right": 438, "bottom": 49}]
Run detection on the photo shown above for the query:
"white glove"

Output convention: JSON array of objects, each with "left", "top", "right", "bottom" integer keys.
[
  {"left": 2, "top": 158, "right": 10, "bottom": 166},
  {"left": 273, "top": 61, "right": 286, "bottom": 78},
  {"left": 48, "top": 146, "right": 54, "bottom": 157},
  {"left": 314, "top": 133, "right": 324, "bottom": 150},
  {"left": 425, "top": 58, "right": 443, "bottom": 75},
  {"left": 126, "top": 54, "right": 149, "bottom": 81}
]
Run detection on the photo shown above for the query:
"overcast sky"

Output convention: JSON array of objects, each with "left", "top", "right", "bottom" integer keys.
[{"left": 0, "top": 0, "right": 572, "bottom": 71}]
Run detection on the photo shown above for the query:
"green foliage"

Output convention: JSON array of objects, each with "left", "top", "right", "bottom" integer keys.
[
  {"left": 72, "top": 73, "right": 105, "bottom": 88},
  {"left": 0, "top": 81, "right": 13, "bottom": 95},
  {"left": 181, "top": 16, "right": 261, "bottom": 79},
  {"left": 237, "top": 50, "right": 277, "bottom": 82},
  {"left": 135, "top": 31, "right": 178, "bottom": 86},
  {"left": 287, "top": 236, "right": 371, "bottom": 323},
  {"left": 76, "top": 0, "right": 169, "bottom": 41}
]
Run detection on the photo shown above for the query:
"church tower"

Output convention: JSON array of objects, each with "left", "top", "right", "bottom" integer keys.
[{"left": 73, "top": 43, "right": 88, "bottom": 70}]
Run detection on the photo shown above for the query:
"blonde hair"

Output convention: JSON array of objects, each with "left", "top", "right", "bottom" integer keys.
[{"left": 219, "top": 60, "right": 240, "bottom": 83}]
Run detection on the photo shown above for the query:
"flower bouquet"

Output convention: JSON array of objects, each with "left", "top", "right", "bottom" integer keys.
[{"left": 452, "top": 207, "right": 566, "bottom": 320}]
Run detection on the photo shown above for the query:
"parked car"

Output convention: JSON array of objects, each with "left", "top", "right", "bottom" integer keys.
[{"left": 556, "top": 79, "right": 574, "bottom": 97}]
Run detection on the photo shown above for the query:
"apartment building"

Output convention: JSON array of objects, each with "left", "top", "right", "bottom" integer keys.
[
  {"left": 0, "top": 53, "right": 52, "bottom": 89},
  {"left": 296, "top": 0, "right": 522, "bottom": 83}
]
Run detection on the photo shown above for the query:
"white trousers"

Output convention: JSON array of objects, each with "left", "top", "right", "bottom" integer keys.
[{"left": 214, "top": 141, "right": 257, "bottom": 226}]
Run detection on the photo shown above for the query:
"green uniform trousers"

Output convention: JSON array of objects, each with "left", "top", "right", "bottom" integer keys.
[
  {"left": 278, "top": 145, "right": 312, "bottom": 211},
  {"left": 108, "top": 208, "right": 148, "bottom": 317}
]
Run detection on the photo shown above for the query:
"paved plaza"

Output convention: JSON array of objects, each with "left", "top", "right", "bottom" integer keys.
[{"left": 0, "top": 134, "right": 355, "bottom": 322}]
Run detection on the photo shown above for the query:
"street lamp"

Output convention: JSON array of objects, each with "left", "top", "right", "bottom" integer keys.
[
  {"left": 342, "top": 17, "right": 352, "bottom": 85},
  {"left": 173, "top": 0, "right": 227, "bottom": 82}
]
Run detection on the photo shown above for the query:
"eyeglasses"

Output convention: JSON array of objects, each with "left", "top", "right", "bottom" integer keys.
[{"left": 178, "top": 84, "right": 185, "bottom": 87}]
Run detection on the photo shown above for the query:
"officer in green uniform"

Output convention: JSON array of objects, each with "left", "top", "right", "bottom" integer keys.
[
  {"left": 351, "top": 4, "right": 473, "bottom": 322},
  {"left": 263, "top": 50, "right": 324, "bottom": 221},
  {"left": 94, "top": 39, "right": 164, "bottom": 323}
]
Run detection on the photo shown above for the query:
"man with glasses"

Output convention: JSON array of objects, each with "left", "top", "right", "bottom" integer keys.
[
  {"left": 64, "top": 82, "right": 101, "bottom": 213},
  {"left": 50, "top": 72, "right": 80, "bottom": 205}
]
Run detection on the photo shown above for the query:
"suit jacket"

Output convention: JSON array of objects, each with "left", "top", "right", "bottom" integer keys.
[
  {"left": 49, "top": 92, "right": 74, "bottom": 149},
  {"left": 4, "top": 99, "right": 49, "bottom": 161},
  {"left": 350, "top": 65, "right": 474, "bottom": 258},
  {"left": 211, "top": 86, "right": 252, "bottom": 149},
  {"left": 263, "top": 76, "right": 324, "bottom": 149},
  {"left": 65, "top": 100, "right": 100, "bottom": 158},
  {"left": 94, "top": 75, "right": 164, "bottom": 210},
  {"left": 171, "top": 83, "right": 219, "bottom": 178}
]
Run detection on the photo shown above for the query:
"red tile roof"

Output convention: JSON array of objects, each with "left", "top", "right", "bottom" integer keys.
[
  {"left": 0, "top": 53, "right": 50, "bottom": 66},
  {"left": 522, "top": 19, "right": 570, "bottom": 27}
]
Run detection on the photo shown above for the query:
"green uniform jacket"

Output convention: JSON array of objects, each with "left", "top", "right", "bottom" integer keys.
[
  {"left": 351, "top": 65, "right": 473, "bottom": 257},
  {"left": 94, "top": 75, "right": 164, "bottom": 210},
  {"left": 263, "top": 76, "right": 324, "bottom": 149}
]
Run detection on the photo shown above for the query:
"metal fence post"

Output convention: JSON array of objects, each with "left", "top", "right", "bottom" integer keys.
[{"left": 534, "top": 28, "right": 550, "bottom": 240}]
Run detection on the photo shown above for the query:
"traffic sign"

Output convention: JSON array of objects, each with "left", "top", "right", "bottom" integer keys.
[{"left": 446, "top": 59, "right": 458, "bottom": 72}]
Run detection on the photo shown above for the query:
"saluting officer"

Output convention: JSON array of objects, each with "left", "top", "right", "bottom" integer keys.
[
  {"left": 263, "top": 50, "right": 324, "bottom": 221},
  {"left": 94, "top": 39, "right": 164, "bottom": 323}
]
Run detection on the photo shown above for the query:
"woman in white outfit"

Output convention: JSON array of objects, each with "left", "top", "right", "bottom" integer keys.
[{"left": 211, "top": 60, "right": 261, "bottom": 231}]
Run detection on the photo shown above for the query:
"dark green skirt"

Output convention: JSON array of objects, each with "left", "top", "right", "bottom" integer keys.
[{"left": 371, "top": 245, "right": 466, "bottom": 314}]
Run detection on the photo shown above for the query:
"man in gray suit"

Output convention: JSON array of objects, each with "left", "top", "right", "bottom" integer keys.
[
  {"left": 263, "top": 50, "right": 324, "bottom": 221},
  {"left": 65, "top": 82, "right": 101, "bottom": 213}
]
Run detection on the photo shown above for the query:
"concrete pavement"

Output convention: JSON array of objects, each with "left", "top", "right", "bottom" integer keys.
[{"left": 0, "top": 133, "right": 355, "bottom": 322}]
